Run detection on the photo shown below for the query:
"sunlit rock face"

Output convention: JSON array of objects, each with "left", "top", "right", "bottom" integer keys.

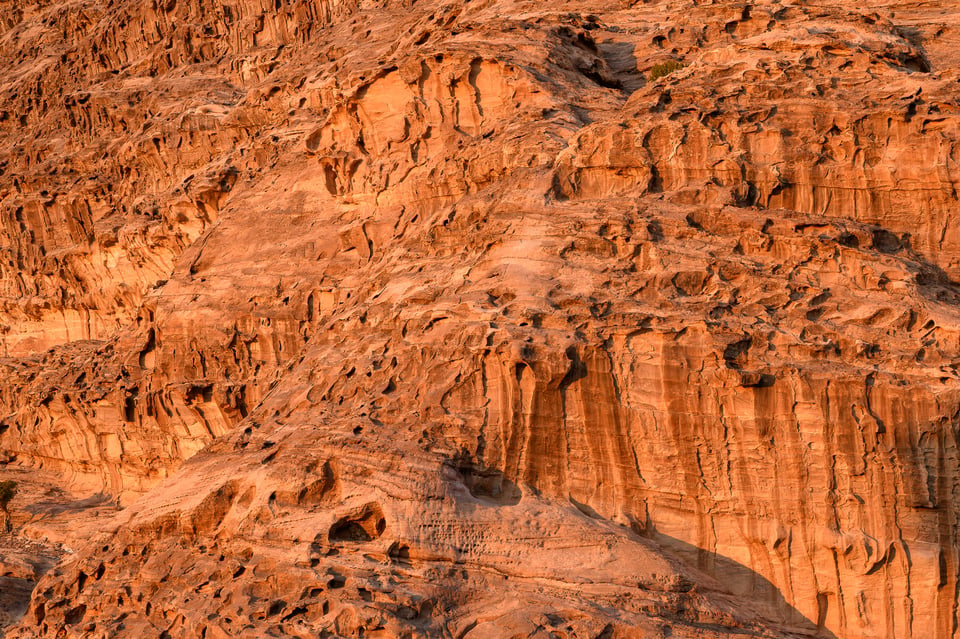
[{"left": 2, "top": 0, "right": 960, "bottom": 637}]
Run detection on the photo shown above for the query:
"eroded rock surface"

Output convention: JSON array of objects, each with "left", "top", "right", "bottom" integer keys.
[{"left": 3, "top": 0, "right": 960, "bottom": 637}]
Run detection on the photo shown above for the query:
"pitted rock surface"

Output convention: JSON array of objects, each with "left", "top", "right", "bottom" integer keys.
[{"left": 3, "top": 0, "right": 960, "bottom": 637}]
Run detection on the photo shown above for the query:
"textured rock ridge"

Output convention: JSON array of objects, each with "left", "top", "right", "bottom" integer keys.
[
  {"left": 0, "top": 0, "right": 361, "bottom": 493},
  {"left": 2, "top": 0, "right": 960, "bottom": 637}
]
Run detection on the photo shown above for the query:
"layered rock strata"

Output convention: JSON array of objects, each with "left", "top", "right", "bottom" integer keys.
[{"left": 2, "top": 0, "right": 960, "bottom": 637}]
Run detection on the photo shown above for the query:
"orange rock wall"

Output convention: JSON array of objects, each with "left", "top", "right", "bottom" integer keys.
[{"left": 3, "top": 0, "right": 960, "bottom": 637}]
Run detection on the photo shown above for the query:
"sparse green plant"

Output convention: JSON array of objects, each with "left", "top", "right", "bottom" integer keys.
[{"left": 649, "top": 60, "right": 685, "bottom": 82}]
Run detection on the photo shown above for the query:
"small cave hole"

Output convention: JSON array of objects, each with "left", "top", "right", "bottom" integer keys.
[{"left": 328, "top": 503, "right": 386, "bottom": 543}]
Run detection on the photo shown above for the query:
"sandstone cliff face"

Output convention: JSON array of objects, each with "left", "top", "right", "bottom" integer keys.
[{"left": 3, "top": 0, "right": 960, "bottom": 637}]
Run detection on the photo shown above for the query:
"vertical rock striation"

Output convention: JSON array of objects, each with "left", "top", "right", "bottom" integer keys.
[{"left": 2, "top": 0, "right": 960, "bottom": 637}]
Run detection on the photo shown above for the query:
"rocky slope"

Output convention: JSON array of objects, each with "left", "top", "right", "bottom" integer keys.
[{"left": 2, "top": 0, "right": 960, "bottom": 637}]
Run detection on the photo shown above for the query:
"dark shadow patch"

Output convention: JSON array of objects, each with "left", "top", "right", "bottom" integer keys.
[
  {"left": 25, "top": 492, "right": 113, "bottom": 517},
  {"left": 388, "top": 541, "right": 411, "bottom": 565},
  {"left": 328, "top": 503, "right": 386, "bottom": 543},
  {"left": 722, "top": 335, "right": 752, "bottom": 370},
  {"left": 639, "top": 530, "right": 839, "bottom": 638},
  {"left": 446, "top": 452, "right": 521, "bottom": 506}
]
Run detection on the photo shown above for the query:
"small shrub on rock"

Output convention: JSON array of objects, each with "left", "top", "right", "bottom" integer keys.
[{"left": 649, "top": 60, "right": 685, "bottom": 81}]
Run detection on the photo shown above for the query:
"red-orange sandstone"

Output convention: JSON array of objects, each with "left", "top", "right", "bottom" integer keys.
[{"left": 3, "top": 0, "right": 960, "bottom": 637}]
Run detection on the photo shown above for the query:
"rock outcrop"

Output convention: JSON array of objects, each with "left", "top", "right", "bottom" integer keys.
[{"left": 3, "top": 0, "right": 960, "bottom": 637}]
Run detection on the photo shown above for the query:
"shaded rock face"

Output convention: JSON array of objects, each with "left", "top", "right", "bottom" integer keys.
[{"left": 2, "top": 0, "right": 960, "bottom": 637}]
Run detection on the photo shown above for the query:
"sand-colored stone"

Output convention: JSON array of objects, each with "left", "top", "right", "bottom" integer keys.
[{"left": 3, "top": 0, "right": 960, "bottom": 637}]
